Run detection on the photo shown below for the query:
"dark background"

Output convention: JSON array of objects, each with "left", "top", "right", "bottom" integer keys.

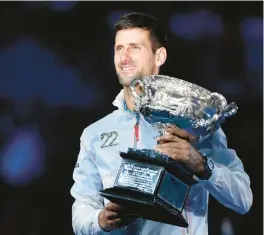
[{"left": 0, "top": 1, "right": 262, "bottom": 235}]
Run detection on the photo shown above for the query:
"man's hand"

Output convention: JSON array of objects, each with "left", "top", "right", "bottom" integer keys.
[
  {"left": 155, "top": 127, "right": 205, "bottom": 175},
  {"left": 98, "top": 202, "right": 138, "bottom": 232}
]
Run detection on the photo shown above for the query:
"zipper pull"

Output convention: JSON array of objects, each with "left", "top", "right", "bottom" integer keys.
[{"left": 134, "top": 122, "right": 139, "bottom": 141}]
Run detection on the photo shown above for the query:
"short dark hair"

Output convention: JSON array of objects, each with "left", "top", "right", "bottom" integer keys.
[{"left": 114, "top": 12, "right": 167, "bottom": 53}]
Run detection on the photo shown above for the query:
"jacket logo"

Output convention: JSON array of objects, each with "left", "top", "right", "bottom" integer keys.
[{"left": 101, "top": 131, "right": 118, "bottom": 148}]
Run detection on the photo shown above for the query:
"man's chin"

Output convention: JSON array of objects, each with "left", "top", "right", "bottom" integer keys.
[{"left": 117, "top": 75, "right": 137, "bottom": 86}]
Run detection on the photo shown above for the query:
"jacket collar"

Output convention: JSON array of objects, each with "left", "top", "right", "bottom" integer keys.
[
  {"left": 112, "top": 89, "right": 125, "bottom": 110},
  {"left": 112, "top": 89, "right": 140, "bottom": 121}
]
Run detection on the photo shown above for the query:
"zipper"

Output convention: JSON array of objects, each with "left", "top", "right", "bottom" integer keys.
[
  {"left": 123, "top": 100, "right": 140, "bottom": 150},
  {"left": 133, "top": 121, "right": 139, "bottom": 149}
]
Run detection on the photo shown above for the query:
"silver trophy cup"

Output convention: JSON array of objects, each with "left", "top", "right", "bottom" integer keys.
[{"left": 100, "top": 75, "right": 238, "bottom": 227}]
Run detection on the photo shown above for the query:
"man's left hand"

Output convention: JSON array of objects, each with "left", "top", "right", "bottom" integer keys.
[{"left": 155, "top": 134, "right": 205, "bottom": 175}]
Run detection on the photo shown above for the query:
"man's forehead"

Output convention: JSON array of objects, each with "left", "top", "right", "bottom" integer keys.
[{"left": 115, "top": 28, "right": 151, "bottom": 45}]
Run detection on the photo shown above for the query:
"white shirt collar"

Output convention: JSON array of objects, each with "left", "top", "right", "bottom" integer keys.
[{"left": 112, "top": 89, "right": 125, "bottom": 109}]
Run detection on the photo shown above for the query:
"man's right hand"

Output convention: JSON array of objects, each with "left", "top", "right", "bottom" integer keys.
[{"left": 98, "top": 202, "right": 138, "bottom": 232}]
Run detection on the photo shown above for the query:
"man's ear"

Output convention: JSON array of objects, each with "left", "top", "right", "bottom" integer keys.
[{"left": 155, "top": 47, "right": 167, "bottom": 67}]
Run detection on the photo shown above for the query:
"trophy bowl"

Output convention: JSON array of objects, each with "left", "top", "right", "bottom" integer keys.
[
  {"left": 100, "top": 75, "right": 238, "bottom": 228},
  {"left": 130, "top": 74, "right": 238, "bottom": 141}
]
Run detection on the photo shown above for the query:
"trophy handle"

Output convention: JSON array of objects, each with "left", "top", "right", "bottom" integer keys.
[
  {"left": 223, "top": 102, "right": 238, "bottom": 118},
  {"left": 130, "top": 79, "right": 146, "bottom": 98},
  {"left": 205, "top": 93, "right": 238, "bottom": 130},
  {"left": 208, "top": 92, "right": 227, "bottom": 109},
  {"left": 208, "top": 92, "right": 238, "bottom": 118}
]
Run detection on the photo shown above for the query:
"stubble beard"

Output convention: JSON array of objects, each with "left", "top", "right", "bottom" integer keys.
[{"left": 116, "top": 68, "right": 154, "bottom": 87}]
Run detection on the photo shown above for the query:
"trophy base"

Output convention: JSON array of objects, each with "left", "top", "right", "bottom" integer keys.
[{"left": 100, "top": 186, "right": 188, "bottom": 228}]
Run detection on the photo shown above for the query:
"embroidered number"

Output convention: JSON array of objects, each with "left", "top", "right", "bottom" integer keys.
[{"left": 101, "top": 131, "right": 118, "bottom": 148}]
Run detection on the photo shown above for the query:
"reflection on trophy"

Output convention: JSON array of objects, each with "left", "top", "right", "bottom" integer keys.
[{"left": 100, "top": 75, "right": 238, "bottom": 227}]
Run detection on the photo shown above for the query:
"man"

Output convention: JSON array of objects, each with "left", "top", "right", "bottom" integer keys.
[{"left": 70, "top": 12, "right": 253, "bottom": 235}]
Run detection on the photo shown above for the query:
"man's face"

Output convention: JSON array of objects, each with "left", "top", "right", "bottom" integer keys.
[{"left": 114, "top": 28, "right": 159, "bottom": 87}]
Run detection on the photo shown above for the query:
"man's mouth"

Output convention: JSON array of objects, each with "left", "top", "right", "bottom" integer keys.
[{"left": 121, "top": 66, "right": 135, "bottom": 71}]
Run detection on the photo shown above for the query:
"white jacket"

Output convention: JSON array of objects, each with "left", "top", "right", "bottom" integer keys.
[{"left": 70, "top": 89, "right": 253, "bottom": 235}]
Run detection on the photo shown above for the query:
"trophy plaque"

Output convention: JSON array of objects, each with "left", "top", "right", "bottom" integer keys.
[{"left": 100, "top": 75, "right": 238, "bottom": 227}]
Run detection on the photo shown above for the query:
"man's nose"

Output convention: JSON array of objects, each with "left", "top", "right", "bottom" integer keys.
[{"left": 120, "top": 49, "right": 131, "bottom": 63}]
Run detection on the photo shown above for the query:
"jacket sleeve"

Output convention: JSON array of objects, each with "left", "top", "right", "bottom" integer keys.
[
  {"left": 197, "top": 128, "right": 253, "bottom": 214},
  {"left": 70, "top": 129, "right": 110, "bottom": 235}
]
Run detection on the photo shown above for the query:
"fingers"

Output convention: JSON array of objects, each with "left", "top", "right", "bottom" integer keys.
[
  {"left": 155, "top": 139, "right": 191, "bottom": 161},
  {"left": 165, "top": 125, "right": 190, "bottom": 140},
  {"left": 102, "top": 202, "right": 139, "bottom": 231},
  {"left": 163, "top": 125, "right": 198, "bottom": 141},
  {"left": 103, "top": 211, "right": 138, "bottom": 231},
  {"left": 105, "top": 202, "right": 123, "bottom": 212},
  {"left": 104, "top": 202, "right": 123, "bottom": 220},
  {"left": 107, "top": 211, "right": 119, "bottom": 220},
  {"left": 156, "top": 141, "right": 190, "bottom": 150},
  {"left": 106, "top": 218, "right": 122, "bottom": 230},
  {"left": 105, "top": 209, "right": 139, "bottom": 221},
  {"left": 157, "top": 134, "right": 187, "bottom": 144},
  {"left": 155, "top": 146, "right": 188, "bottom": 161}
]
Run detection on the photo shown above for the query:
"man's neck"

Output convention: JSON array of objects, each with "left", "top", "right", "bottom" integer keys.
[{"left": 123, "top": 86, "right": 135, "bottom": 111}]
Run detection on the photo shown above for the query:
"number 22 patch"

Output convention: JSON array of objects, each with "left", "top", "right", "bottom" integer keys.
[{"left": 100, "top": 131, "right": 118, "bottom": 148}]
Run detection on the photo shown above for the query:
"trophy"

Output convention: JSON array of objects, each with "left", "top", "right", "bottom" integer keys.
[{"left": 100, "top": 75, "right": 238, "bottom": 227}]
